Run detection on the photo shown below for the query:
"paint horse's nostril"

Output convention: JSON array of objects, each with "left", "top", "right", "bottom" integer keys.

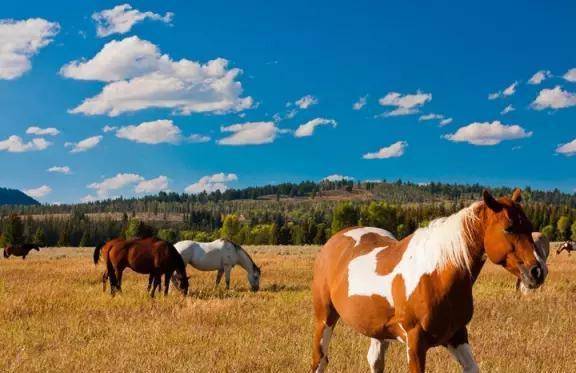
[{"left": 530, "top": 264, "right": 543, "bottom": 283}]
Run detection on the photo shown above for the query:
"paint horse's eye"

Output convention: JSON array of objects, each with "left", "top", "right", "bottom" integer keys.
[{"left": 504, "top": 225, "right": 515, "bottom": 234}]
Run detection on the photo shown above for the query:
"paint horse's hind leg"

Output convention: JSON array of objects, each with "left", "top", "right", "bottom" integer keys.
[
  {"left": 445, "top": 328, "right": 479, "bottom": 373},
  {"left": 406, "top": 326, "right": 428, "bottom": 373},
  {"left": 311, "top": 282, "right": 339, "bottom": 373},
  {"left": 367, "top": 339, "right": 389, "bottom": 373}
]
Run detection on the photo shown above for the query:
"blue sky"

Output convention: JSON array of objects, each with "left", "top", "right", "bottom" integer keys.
[{"left": 1, "top": 0, "right": 575, "bottom": 203}]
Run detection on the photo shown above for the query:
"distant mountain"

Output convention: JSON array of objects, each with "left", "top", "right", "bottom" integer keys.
[{"left": 0, "top": 187, "right": 40, "bottom": 206}]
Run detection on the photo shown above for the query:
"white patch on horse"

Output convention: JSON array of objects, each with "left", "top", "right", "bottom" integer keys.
[
  {"left": 447, "top": 343, "right": 479, "bottom": 373},
  {"left": 344, "top": 227, "right": 396, "bottom": 247},
  {"left": 347, "top": 206, "right": 477, "bottom": 305}
]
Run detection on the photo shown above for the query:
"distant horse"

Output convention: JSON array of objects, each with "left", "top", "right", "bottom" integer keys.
[
  {"left": 311, "top": 189, "right": 545, "bottom": 373},
  {"left": 557, "top": 241, "right": 575, "bottom": 256},
  {"left": 97, "top": 237, "right": 189, "bottom": 297},
  {"left": 3, "top": 243, "right": 40, "bottom": 259},
  {"left": 174, "top": 239, "right": 261, "bottom": 292},
  {"left": 517, "top": 232, "right": 550, "bottom": 294}
]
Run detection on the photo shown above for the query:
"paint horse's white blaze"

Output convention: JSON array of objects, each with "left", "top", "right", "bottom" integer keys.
[
  {"left": 343, "top": 227, "right": 396, "bottom": 247},
  {"left": 174, "top": 239, "right": 260, "bottom": 291},
  {"left": 347, "top": 206, "right": 478, "bottom": 306}
]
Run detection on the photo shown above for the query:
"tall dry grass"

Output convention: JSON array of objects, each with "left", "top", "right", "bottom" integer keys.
[{"left": 0, "top": 245, "right": 575, "bottom": 372}]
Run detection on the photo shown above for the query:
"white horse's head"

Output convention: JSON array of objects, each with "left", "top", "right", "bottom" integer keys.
[{"left": 247, "top": 263, "right": 261, "bottom": 292}]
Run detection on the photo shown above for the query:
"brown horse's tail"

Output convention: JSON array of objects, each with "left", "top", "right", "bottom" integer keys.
[{"left": 93, "top": 243, "right": 104, "bottom": 265}]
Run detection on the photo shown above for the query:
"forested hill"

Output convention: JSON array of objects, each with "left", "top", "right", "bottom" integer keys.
[{"left": 0, "top": 187, "right": 39, "bottom": 206}]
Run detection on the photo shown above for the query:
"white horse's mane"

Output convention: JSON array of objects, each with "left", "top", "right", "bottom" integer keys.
[{"left": 408, "top": 201, "right": 481, "bottom": 273}]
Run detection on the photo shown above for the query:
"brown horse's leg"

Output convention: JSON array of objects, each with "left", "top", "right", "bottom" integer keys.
[
  {"left": 150, "top": 273, "right": 161, "bottom": 298},
  {"left": 311, "top": 277, "right": 339, "bottom": 373},
  {"left": 115, "top": 269, "right": 124, "bottom": 292},
  {"left": 147, "top": 274, "right": 154, "bottom": 292},
  {"left": 164, "top": 272, "right": 171, "bottom": 296},
  {"left": 107, "top": 262, "right": 118, "bottom": 296},
  {"left": 102, "top": 271, "right": 108, "bottom": 292},
  {"left": 406, "top": 326, "right": 428, "bottom": 373}
]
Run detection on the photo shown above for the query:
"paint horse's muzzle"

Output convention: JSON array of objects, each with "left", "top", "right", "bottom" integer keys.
[{"left": 521, "top": 263, "right": 545, "bottom": 289}]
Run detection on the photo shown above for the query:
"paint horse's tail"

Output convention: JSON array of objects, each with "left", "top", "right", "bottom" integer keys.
[{"left": 93, "top": 243, "right": 104, "bottom": 265}]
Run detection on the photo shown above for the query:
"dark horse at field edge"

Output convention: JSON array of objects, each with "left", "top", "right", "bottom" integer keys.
[
  {"left": 94, "top": 237, "right": 189, "bottom": 297},
  {"left": 3, "top": 243, "right": 40, "bottom": 259}
]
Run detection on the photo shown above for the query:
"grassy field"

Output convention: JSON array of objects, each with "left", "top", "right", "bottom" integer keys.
[{"left": 0, "top": 245, "right": 575, "bottom": 372}]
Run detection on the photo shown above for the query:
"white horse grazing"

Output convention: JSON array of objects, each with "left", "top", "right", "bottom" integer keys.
[
  {"left": 518, "top": 232, "right": 550, "bottom": 294},
  {"left": 174, "top": 239, "right": 261, "bottom": 291}
]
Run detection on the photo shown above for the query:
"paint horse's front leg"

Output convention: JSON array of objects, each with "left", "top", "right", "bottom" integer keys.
[
  {"left": 406, "top": 326, "right": 428, "bottom": 373},
  {"left": 445, "top": 328, "right": 479, "bottom": 373}
]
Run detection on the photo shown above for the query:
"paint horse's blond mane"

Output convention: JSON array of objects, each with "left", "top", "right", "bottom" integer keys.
[{"left": 408, "top": 201, "right": 481, "bottom": 274}]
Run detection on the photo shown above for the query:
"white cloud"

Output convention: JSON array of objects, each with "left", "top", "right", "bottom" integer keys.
[
  {"left": 488, "top": 81, "right": 518, "bottom": 100},
  {"left": 363, "top": 141, "right": 407, "bottom": 159},
  {"left": 135, "top": 175, "right": 169, "bottom": 193},
  {"left": 88, "top": 173, "right": 143, "bottom": 198},
  {"left": 103, "top": 125, "right": 117, "bottom": 133},
  {"left": 528, "top": 70, "right": 551, "bottom": 85},
  {"left": 116, "top": 119, "right": 182, "bottom": 144},
  {"left": 501, "top": 105, "right": 515, "bottom": 115},
  {"left": 353, "top": 95, "right": 367, "bottom": 110},
  {"left": 188, "top": 134, "right": 211, "bottom": 143},
  {"left": 60, "top": 36, "right": 252, "bottom": 117},
  {"left": 185, "top": 173, "right": 238, "bottom": 194},
  {"left": 218, "top": 121, "right": 280, "bottom": 145},
  {"left": 531, "top": 86, "right": 576, "bottom": 110},
  {"left": 563, "top": 68, "right": 576, "bottom": 83},
  {"left": 66, "top": 135, "right": 102, "bottom": 153},
  {"left": 92, "top": 4, "right": 173, "bottom": 38},
  {"left": 295, "top": 95, "right": 318, "bottom": 109},
  {"left": 0, "top": 18, "right": 60, "bottom": 80},
  {"left": 439, "top": 118, "right": 453, "bottom": 126},
  {"left": 294, "top": 118, "right": 337, "bottom": 138},
  {"left": 24, "top": 185, "right": 51, "bottom": 199},
  {"left": 556, "top": 138, "right": 576, "bottom": 156},
  {"left": 322, "top": 174, "right": 354, "bottom": 182},
  {"left": 378, "top": 91, "right": 431, "bottom": 117},
  {"left": 26, "top": 126, "right": 59, "bottom": 136},
  {"left": 0, "top": 135, "right": 51, "bottom": 152},
  {"left": 47, "top": 166, "right": 71, "bottom": 174},
  {"left": 419, "top": 113, "right": 444, "bottom": 121},
  {"left": 444, "top": 120, "right": 532, "bottom": 146}
]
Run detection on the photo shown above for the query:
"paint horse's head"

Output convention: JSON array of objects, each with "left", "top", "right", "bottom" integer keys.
[
  {"left": 248, "top": 264, "right": 261, "bottom": 292},
  {"left": 482, "top": 189, "right": 545, "bottom": 290}
]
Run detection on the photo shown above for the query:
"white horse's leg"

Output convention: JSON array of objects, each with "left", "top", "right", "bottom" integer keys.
[
  {"left": 446, "top": 343, "right": 479, "bottom": 373},
  {"left": 215, "top": 269, "right": 224, "bottom": 287},
  {"left": 224, "top": 265, "right": 232, "bottom": 290},
  {"left": 367, "top": 338, "right": 389, "bottom": 373}
]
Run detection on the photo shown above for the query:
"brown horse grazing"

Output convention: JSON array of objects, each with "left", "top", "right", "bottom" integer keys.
[
  {"left": 3, "top": 243, "right": 40, "bottom": 259},
  {"left": 312, "top": 189, "right": 545, "bottom": 373},
  {"left": 557, "top": 241, "right": 575, "bottom": 256},
  {"left": 99, "top": 237, "right": 189, "bottom": 297}
]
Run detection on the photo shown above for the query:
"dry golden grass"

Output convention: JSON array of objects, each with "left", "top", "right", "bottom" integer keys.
[{"left": 1, "top": 245, "right": 575, "bottom": 372}]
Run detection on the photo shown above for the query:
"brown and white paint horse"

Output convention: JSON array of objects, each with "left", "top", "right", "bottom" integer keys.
[
  {"left": 312, "top": 189, "right": 545, "bottom": 373},
  {"left": 556, "top": 241, "right": 575, "bottom": 256}
]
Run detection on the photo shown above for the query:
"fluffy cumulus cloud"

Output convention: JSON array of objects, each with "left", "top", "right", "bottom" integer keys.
[
  {"left": 556, "top": 138, "right": 576, "bottom": 156},
  {"left": 294, "top": 95, "right": 318, "bottom": 109},
  {"left": 322, "top": 174, "right": 353, "bottom": 182},
  {"left": 65, "top": 135, "right": 102, "bottom": 153},
  {"left": 444, "top": 120, "right": 532, "bottom": 146},
  {"left": 26, "top": 126, "right": 59, "bottom": 136},
  {"left": 185, "top": 173, "right": 238, "bottom": 194},
  {"left": 134, "top": 175, "right": 169, "bottom": 193},
  {"left": 0, "top": 18, "right": 60, "bottom": 79},
  {"left": 531, "top": 86, "right": 576, "bottom": 110},
  {"left": 0, "top": 135, "right": 51, "bottom": 152},
  {"left": 60, "top": 36, "right": 253, "bottom": 117},
  {"left": 47, "top": 166, "right": 71, "bottom": 174},
  {"left": 528, "top": 70, "right": 552, "bottom": 85},
  {"left": 218, "top": 121, "right": 281, "bottom": 145},
  {"left": 92, "top": 4, "right": 173, "bottom": 37},
  {"left": 488, "top": 82, "right": 518, "bottom": 100},
  {"left": 501, "top": 105, "right": 515, "bottom": 115},
  {"left": 363, "top": 141, "right": 407, "bottom": 159},
  {"left": 378, "top": 91, "right": 432, "bottom": 116},
  {"left": 563, "top": 68, "right": 576, "bottom": 83},
  {"left": 353, "top": 95, "right": 367, "bottom": 110},
  {"left": 24, "top": 185, "right": 52, "bottom": 199},
  {"left": 294, "top": 118, "right": 337, "bottom": 138},
  {"left": 116, "top": 119, "right": 181, "bottom": 144}
]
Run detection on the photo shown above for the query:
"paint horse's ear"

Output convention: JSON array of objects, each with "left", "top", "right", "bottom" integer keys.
[
  {"left": 483, "top": 190, "right": 502, "bottom": 212},
  {"left": 511, "top": 188, "right": 522, "bottom": 203}
]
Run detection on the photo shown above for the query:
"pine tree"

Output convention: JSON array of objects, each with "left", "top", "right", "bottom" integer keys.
[{"left": 33, "top": 227, "right": 46, "bottom": 246}]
